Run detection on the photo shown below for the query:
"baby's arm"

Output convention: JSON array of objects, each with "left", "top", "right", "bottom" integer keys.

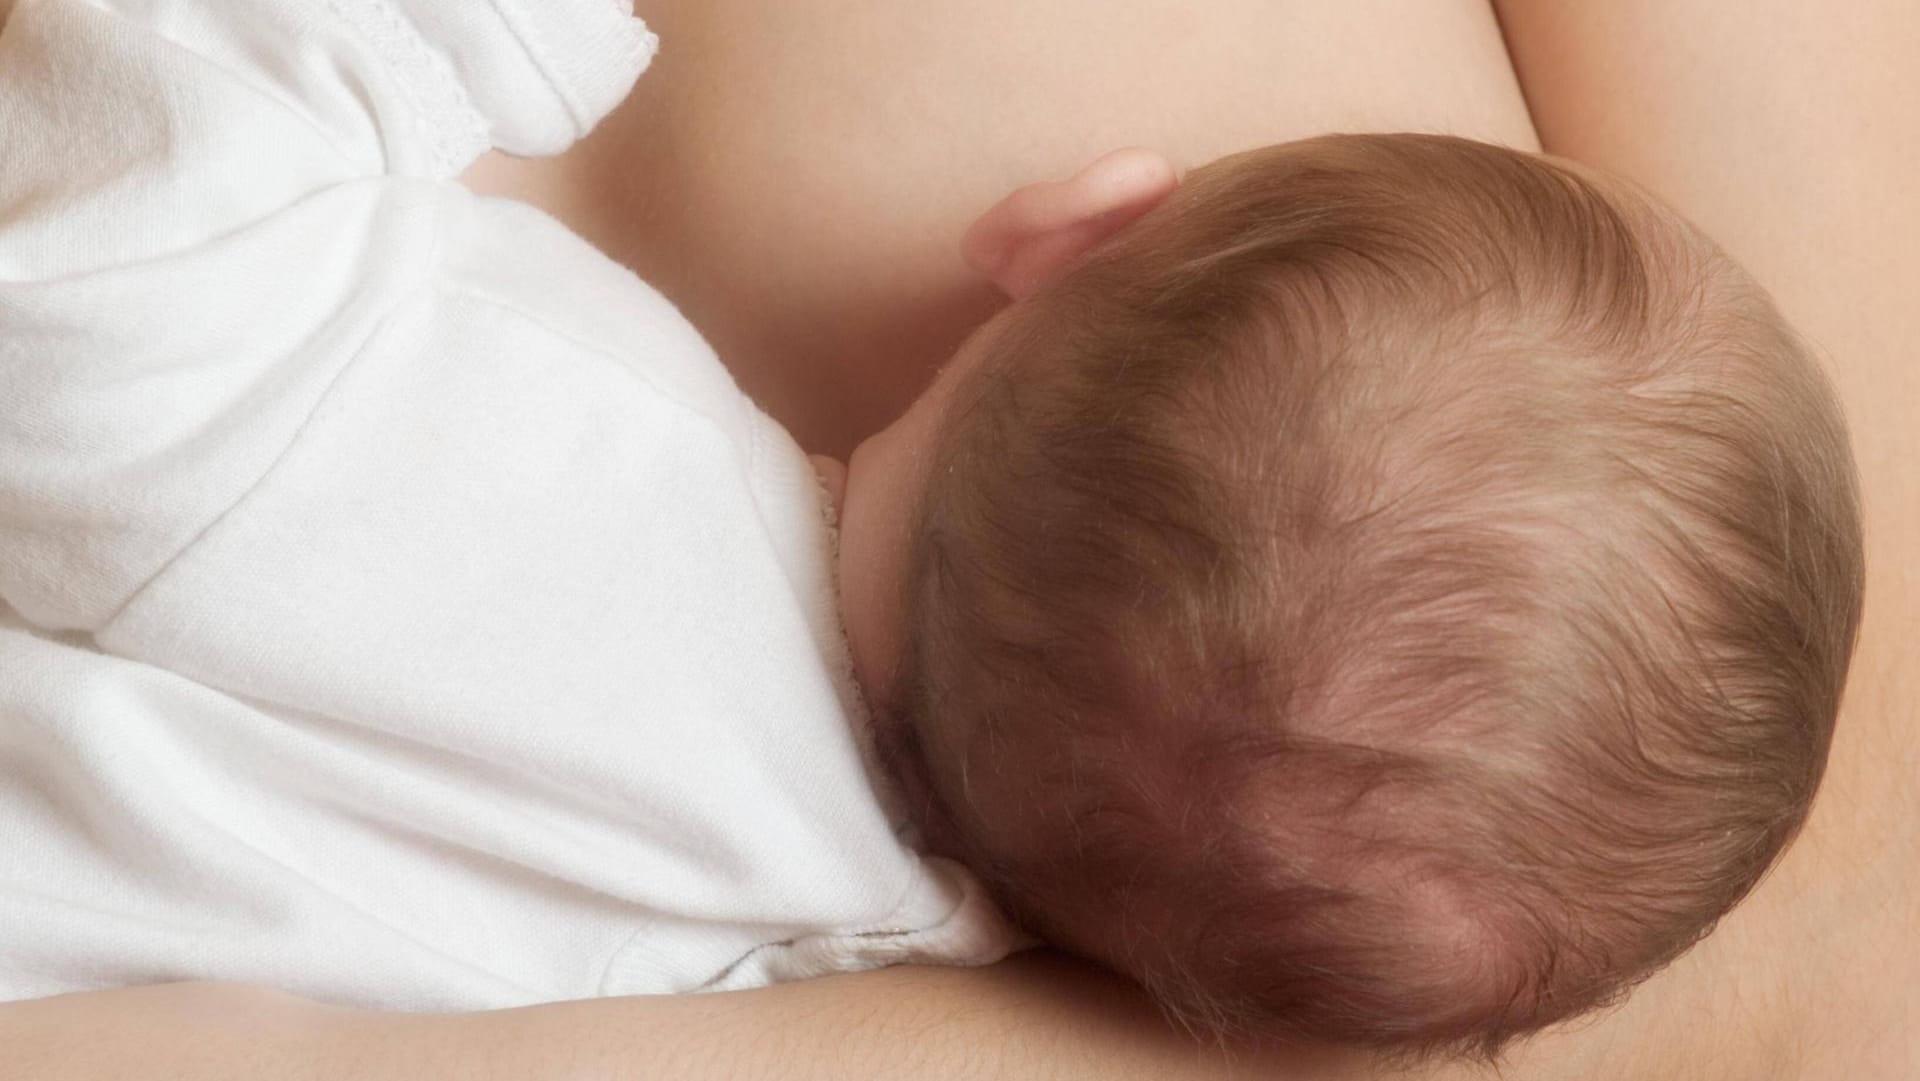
[
  {"left": 0, "top": 0, "right": 787, "bottom": 1007},
  {"left": 0, "top": 0, "right": 655, "bottom": 631}
]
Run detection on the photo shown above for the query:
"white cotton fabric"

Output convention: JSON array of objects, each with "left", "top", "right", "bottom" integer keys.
[{"left": 0, "top": 0, "right": 1016, "bottom": 1008}]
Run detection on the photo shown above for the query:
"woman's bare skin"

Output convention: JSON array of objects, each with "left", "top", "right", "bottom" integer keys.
[
  {"left": 1489, "top": 4, "right": 1920, "bottom": 1077},
  {"left": 463, "top": 0, "right": 1535, "bottom": 456}
]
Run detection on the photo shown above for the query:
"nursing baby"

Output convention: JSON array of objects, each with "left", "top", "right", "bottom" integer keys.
[{"left": 0, "top": 0, "right": 1861, "bottom": 1056}]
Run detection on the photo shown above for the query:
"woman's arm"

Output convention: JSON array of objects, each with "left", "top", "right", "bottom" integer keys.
[
  {"left": 0, "top": 956, "right": 1377, "bottom": 1081},
  {"left": 1490, "top": 3, "right": 1920, "bottom": 1079}
]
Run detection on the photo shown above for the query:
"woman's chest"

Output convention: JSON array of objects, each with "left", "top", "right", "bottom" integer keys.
[{"left": 470, "top": 0, "right": 1538, "bottom": 453}]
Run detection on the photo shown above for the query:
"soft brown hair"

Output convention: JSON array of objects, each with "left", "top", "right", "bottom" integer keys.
[{"left": 888, "top": 134, "right": 1864, "bottom": 1055}]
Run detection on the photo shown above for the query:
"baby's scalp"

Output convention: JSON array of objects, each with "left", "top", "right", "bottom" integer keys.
[{"left": 885, "top": 134, "right": 1863, "bottom": 1053}]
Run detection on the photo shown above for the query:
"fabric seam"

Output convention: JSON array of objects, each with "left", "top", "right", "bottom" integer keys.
[
  {"left": 97, "top": 188, "right": 453, "bottom": 637},
  {"left": 319, "top": 0, "right": 489, "bottom": 174}
]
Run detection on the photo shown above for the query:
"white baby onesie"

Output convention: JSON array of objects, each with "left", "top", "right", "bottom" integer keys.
[{"left": 0, "top": 0, "right": 1015, "bottom": 1009}]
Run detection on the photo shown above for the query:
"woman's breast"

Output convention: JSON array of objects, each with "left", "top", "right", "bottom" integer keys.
[{"left": 468, "top": 0, "right": 1538, "bottom": 454}]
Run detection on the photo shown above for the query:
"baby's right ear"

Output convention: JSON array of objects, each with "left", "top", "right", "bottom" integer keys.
[{"left": 962, "top": 148, "right": 1179, "bottom": 301}]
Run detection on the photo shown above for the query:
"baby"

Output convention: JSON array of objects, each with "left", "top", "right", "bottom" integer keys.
[
  {"left": 843, "top": 135, "right": 1866, "bottom": 1051},
  {"left": 0, "top": 0, "right": 1861, "bottom": 1058}
]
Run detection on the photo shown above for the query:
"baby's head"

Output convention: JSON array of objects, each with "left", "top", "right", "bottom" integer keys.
[{"left": 829, "top": 134, "right": 1864, "bottom": 1053}]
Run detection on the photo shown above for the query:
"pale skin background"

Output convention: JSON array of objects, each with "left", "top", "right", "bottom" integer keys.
[{"left": 4, "top": 0, "right": 1916, "bottom": 1078}]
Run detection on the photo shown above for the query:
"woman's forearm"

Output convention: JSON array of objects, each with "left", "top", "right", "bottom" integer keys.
[
  {"left": 0, "top": 983, "right": 348, "bottom": 1081},
  {"left": 0, "top": 957, "right": 1373, "bottom": 1081}
]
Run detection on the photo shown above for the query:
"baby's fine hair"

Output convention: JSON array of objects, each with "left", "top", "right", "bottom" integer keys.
[{"left": 891, "top": 134, "right": 1864, "bottom": 1054}]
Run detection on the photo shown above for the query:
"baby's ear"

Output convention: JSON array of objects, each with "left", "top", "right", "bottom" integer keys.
[{"left": 962, "top": 148, "right": 1179, "bottom": 301}]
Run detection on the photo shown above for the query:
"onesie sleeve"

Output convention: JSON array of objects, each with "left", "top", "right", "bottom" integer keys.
[{"left": 0, "top": 0, "right": 655, "bottom": 630}]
